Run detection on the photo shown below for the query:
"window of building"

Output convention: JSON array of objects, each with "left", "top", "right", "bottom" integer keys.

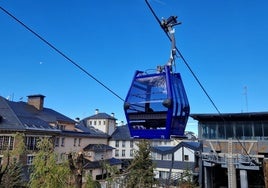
[
  {"left": 27, "top": 155, "right": 34, "bottom": 165},
  {"left": 78, "top": 138, "right": 82, "bottom": 146},
  {"left": 60, "top": 125, "right": 66, "bottom": 130},
  {"left": 99, "top": 121, "right": 101, "bottom": 125},
  {"left": 226, "top": 124, "right": 233, "bottom": 138},
  {"left": 244, "top": 123, "right": 253, "bottom": 138},
  {"left": 0, "top": 136, "right": 14, "bottom": 150},
  {"left": 235, "top": 123, "right": 243, "bottom": 139},
  {"left": 61, "top": 137, "right": 65, "bottom": 147},
  {"left": 151, "top": 152, "right": 157, "bottom": 160},
  {"left": 264, "top": 122, "right": 268, "bottom": 136},
  {"left": 94, "top": 121, "right": 96, "bottom": 125},
  {"left": 55, "top": 137, "right": 59, "bottom": 147},
  {"left": 159, "top": 171, "right": 169, "bottom": 179},
  {"left": 26, "top": 136, "right": 38, "bottom": 150},
  {"left": 122, "top": 140, "right": 126, "bottom": 148},
  {"left": 115, "top": 149, "right": 119, "bottom": 157},
  {"left": 157, "top": 153, "right": 162, "bottom": 160},
  {"left": 122, "top": 149, "right": 125, "bottom": 157},
  {"left": 163, "top": 154, "right": 172, "bottom": 160},
  {"left": 184, "top": 155, "right": 189, "bottom": 161},
  {"left": 89, "top": 121, "right": 92, "bottom": 125},
  {"left": 74, "top": 138, "right": 77, "bottom": 146},
  {"left": 115, "top": 140, "right": 119, "bottom": 147},
  {"left": 103, "top": 121, "right": 106, "bottom": 125},
  {"left": 130, "top": 149, "right": 134, "bottom": 157},
  {"left": 254, "top": 121, "right": 263, "bottom": 137},
  {"left": 130, "top": 140, "right": 134, "bottom": 148},
  {"left": 218, "top": 123, "right": 225, "bottom": 139}
]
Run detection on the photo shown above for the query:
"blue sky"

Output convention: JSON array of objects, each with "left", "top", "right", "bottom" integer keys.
[{"left": 1, "top": 0, "right": 268, "bottom": 134}]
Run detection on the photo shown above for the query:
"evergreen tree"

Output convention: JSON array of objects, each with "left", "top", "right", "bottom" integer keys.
[
  {"left": 29, "top": 138, "right": 71, "bottom": 187},
  {"left": 125, "top": 140, "right": 156, "bottom": 188},
  {"left": 85, "top": 175, "right": 101, "bottom": 188},
  {"left": 1, "top": 133, "right": 25, "bottom": 187}
]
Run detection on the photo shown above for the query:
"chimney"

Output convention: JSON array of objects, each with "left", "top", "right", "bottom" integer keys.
[
  {"left": 27, "top": 94, "right": 45, "bottom": 111},
  {"left": 95, "top": 109, "right": 99, "bottom": 114},
  {"left": 111, "top": 112, "right": 115, "bottom": 117}
]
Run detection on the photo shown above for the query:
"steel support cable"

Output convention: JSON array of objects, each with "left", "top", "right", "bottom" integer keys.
[
  {"left": 0, "top": 6, "right": 125, "bottom": 102},
  {"left": 145, "top": 0, "right": 223, "bottom": 118}
]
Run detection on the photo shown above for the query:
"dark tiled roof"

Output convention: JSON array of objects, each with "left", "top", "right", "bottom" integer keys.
[
  {"left": 85, "top": 113, "right": 116, "bottom": 120},
  {"left": 0, "top": 96, "right": 73, "bottom": 133},
  {"left": 110, "top": 125, "right": 132, "bottom": 140},
  {"left": 151, "top": 141, "right": 200, "bottom": 155},
  {"left": 84, "top": 157, "right": 122, "bottom": 169},
  {"left": 152, "top": 146, "right": 174, "bottom": 153},
  {"left": 83, "top": 144, "right": 114, "bottom": 152},
  {"left": 0, "top": 97, "right": 25, "bottom": 131},
  {"left": 61, "top": 130, "right": 108, "bottom": 138},
  {"left": 20, "top": 116, "right": 59, "bottom": 132},
  {"left": 153, "top": 160, "right": 195, "bottom": 170}
]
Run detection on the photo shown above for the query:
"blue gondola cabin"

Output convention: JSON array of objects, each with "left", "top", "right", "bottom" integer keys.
[{"left": 124, "top": 65, "right": 190, "bottom": 139}]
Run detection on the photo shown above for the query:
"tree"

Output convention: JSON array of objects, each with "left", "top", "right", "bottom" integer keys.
[
  {"left": 0, "top": 152, "right": 10, "bottom": 185},
  {"left": 84, "top": 175, "right": 101, "bottom": 188},
  {"left": 29, "top": 137, "right": 71, "bottom": 187},
  {"left": 0, "top": 133, "right": 25, "bottom": 187},
  {"left": 68, "top": 152, "right": 84, "bottom": 188},
  {"left": 1, "top": 160, "right": 24, "bottom": 188},
  {"left": 102, "top": 162, "right": 122, "bottom": 187},
  {"left": 125, "top": 140, "right": 156, "bottom": 188},
  {"left": 177, "top": 168, "right": 197, "bottom": 188}
]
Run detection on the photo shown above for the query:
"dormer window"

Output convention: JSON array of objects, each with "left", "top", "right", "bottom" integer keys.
[{"left": 59, "top": 125, "right": 65, "bottom": 130}]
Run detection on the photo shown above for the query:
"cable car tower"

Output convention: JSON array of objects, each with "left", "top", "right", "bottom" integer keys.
[{"left": 124, "top": 15, "right": 190, "bottom": 139}]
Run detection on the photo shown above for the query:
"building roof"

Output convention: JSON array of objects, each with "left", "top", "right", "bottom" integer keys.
[
  {"left": 191, "top": 112, "right": 268, "bottom": 122},
  {"left": 85, "top": 112, "right": 116, "bottom": 120},
  {"left": 0, "top": 96, "right": 71, "bottom": 133},
  {"left": 83, "top": 144, "right": 114, "bottom": 152},
  {"left": 151, "top": 141, "right": 200, "bottom": 155},
  {"left": 84, "top": 157, "right": 122, "bottom": 169},
  {"left": 110, "top": 125, "right": 133, "bottom": 140}
]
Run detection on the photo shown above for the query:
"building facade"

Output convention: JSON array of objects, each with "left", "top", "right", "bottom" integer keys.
[
  {"left": 109, "top": 124, "right": 200, "bottom": 186},
  {"left": 191, "top": 112, "right": 268, "bottom": 188},
  {"left": 83, "top": 109, "right": 116, "bottom": 136},
  {"left": 151, "top": 141, "right": 200, "bottom": 186},
  {"left": 0, "top": 94, "right": 120, "bottom": 184}
]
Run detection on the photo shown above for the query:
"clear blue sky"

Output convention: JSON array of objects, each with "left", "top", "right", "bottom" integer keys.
[{"left": 1, "top": 0, "right": 268, "bottom": 134}]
